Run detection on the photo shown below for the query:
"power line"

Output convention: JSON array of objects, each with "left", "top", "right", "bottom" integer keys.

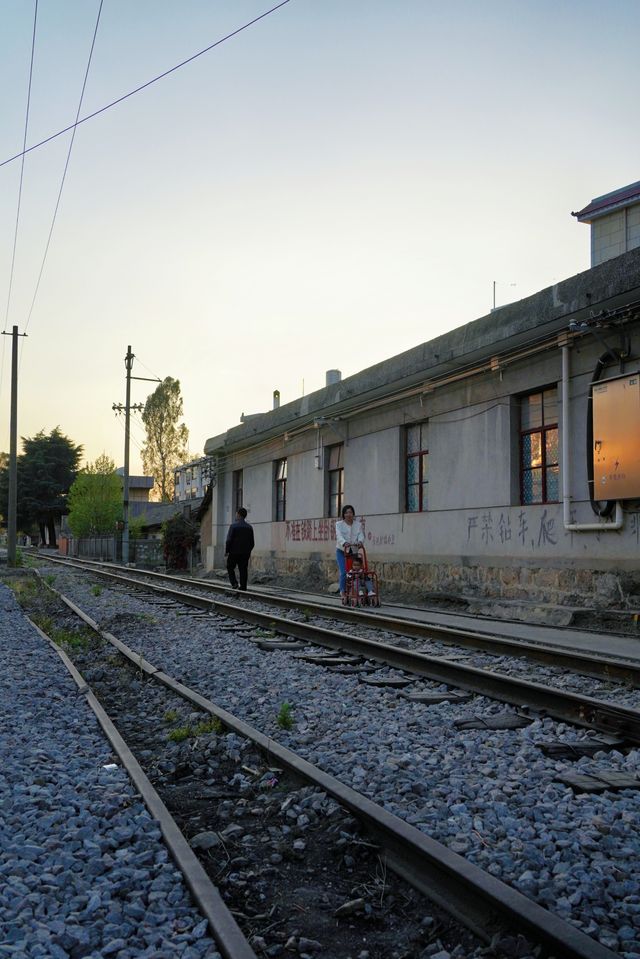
[
  {"left": 3, "top": 0, "right": 38, "bottom": 333},
  {"left": 23, "top": 0, "right": 104, "bottom": 337},
  {"left": 0, "top": 0, "right": 293, "bottom": 172}
]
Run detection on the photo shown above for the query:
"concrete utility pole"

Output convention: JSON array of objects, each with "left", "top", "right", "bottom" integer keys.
[
  {"left": 1, "top": 325, "right": 27, "bottom": 567},
  {"left": 112, "top": 346, "right": 159, "bottom": 565}
]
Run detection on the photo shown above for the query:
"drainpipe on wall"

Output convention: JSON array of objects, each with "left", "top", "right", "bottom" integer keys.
[{"left": 561, "top": 342, "right": 623, "bottom": 532}]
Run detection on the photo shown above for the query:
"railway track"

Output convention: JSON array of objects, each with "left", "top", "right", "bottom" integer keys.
[
  {"left": 8, "top": 565, "right": 628, "bottom": 959},
  {"left": 38, "top": 555, "right": 640, "bottom": 680},
  {"left": 35, "top": 555, "right": 640, "bottom": 744}
]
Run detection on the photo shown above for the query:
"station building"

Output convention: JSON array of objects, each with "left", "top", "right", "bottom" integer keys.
[{"left": 201, "top": 231, "right": 640, "bottom": 612}]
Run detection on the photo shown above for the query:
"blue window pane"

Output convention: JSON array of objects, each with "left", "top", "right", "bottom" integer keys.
[
  {"left": 407, "top": 426, "right": 421, "bottom": 453},
  {"left": 546, "top": 466, "right": 559, "bottom": 501},
  {"left": 407, "top": 456, "right": 419, "bottom": 484},
  {"left": 407, "top": 485, "right": 419, "bottom": 512},
  {"left": 521, "top": 432, "right": 542, "bottom": 469},
  {"left": 421, "top": 481, "right": 428, "bottom": 510},
  {"left": 522, "top": 469, "right": 542, "bottom": 504}
]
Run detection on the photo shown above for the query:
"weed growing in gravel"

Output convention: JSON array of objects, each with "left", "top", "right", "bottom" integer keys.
[
  {"left": 51, "top": 628, "right": 91, "bottom": 651},
  {"left": 43, "top": 575, "right": 55, "bottom": 586},
  {"left": 163, "top": 709, "right": 179, "bottom": 723},
  {"left": 8, "top": 578, "right": 37, "bottom": 601},
  {"left": 301, "top": 608, "right": 312, "bottom": 622},
  {"left": 194, "top": 716, "right": 222, "bottom": 736},
  {"left": 31, "top": 613, "right": 54, "bottom": 635},
  {"left": 276, "top": 702, "right": 294, "bottom": 730},
  {"left": 168, "top": 726, "right": 192, "bottom": 743},
  {"left": 91, "top": 584, "right": 102, "bottom": 596},
  {"left": 255, "top": 628, "right": 277, "bottom": 638}
]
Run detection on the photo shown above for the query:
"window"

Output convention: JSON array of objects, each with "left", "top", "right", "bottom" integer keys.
[
  {"left": 232, "top": 469, "right": 243, "bottom": 512},
  {"left": 406, "top": 422, "right": 428, "bottom": 512},
  {"left": 327, "top": 444, "right": 344, "bottom": 518},
  {"left": 274, "top": 458, "right": 287, "bottom": 521},
  {"left": 520, "top": 389, "right": 559, "bottom": 504}
]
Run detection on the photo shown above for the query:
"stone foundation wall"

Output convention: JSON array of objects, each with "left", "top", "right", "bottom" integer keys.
[{"left": 250, "top": 554, "right": 640, "bottom": 611}]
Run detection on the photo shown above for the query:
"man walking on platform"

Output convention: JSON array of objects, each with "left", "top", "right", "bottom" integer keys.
[{"left": 225, "top": 507, "right": 255, "bottom": 591}]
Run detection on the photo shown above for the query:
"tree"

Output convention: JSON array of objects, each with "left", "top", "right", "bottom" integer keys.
[
  {"left": 67, "top": 454, "right": 122, "bottom": 537},
  {"left": 141, "top": 377, "right": 189, "bottom": 502},
  {"left": 0, "top": 428, "right": 83, "bottom": 546}
]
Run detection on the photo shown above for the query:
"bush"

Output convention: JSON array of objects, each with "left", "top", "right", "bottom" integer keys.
[{"left": 162, "top": 514, "right": 198, "bottom": 570}]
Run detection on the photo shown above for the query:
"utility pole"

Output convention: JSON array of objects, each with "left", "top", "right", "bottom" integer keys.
[
  {"left": 112, "top": 346, "right": 158, "bottom": 565},
  {"left": 1, "top": 325, "right": 27, "bottom": 567}
]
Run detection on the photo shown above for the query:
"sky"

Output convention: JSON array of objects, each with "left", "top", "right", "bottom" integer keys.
[{"left": 1, "top": 0, "right": 639, "bottom": 474}]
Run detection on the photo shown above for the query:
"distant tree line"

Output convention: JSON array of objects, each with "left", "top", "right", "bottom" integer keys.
[{"left": 0, "top": 377, "right": 190, "bottom": 545}]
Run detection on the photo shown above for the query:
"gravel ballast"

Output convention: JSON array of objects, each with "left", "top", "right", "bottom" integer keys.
[
  {"left": 43, "top": 566, "right": 640, "bottom": 958},
  {"left": 0, "top": 581, "right": 222, "bottom": 959}
]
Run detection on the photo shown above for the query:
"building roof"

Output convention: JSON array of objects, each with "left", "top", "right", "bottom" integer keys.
[
  {"left": 115, "top": 469, "right": 155, "bottom": 489},
  {"left": 129, "top": 501, "right": 181, "bottom": 527},
  {"left": 205, "top": 247, "right": 640, "bottom": 457},
  {"left": 572, "top": 180, "right": 640, "bottom": 223}
]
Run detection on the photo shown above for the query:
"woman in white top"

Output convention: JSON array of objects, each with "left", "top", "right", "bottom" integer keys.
[{"left": 335, "top": 504, "right": 365, "bottom": 598}]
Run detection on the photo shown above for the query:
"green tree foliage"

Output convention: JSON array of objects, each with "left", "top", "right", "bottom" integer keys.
[
  {"left": 162, "top": 514, "right": 197, "bottom": 570},
  {"left": 67, "top": 455, "right": 123, "bottom": 537},
  {"left": 0, "top": 428, "right": 83, "bottom": 546},
  {"left": 141, "top": 377, "right": 189, "bottom": 502},
  {"left": 128, "top": 514, "right": 146, "bottom": 541}
]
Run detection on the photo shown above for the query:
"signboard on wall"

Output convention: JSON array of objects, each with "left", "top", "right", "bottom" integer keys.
[{"left": 593, "top": 372, "right": 640, "bottom": 499}]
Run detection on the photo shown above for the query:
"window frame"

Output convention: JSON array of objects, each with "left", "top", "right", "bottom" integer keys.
[
  {"left": 405, "top": 421, "right": 429, "bottom": 513},
  {"left": 326, "top": 443, "right": 344, "bottom": 518},
  {"left": 274, "top": 458, "right": 287, "bottom": 522},
  {"left": 232, "top": 469, "right": 243, "bottom": 512},
  {"left": 519, "top": 388, "right": 559, "bottom": 505}
]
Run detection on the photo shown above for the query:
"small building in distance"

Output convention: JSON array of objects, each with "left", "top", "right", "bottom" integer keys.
[
  {"left": 173, "top": 457, "right": 213, "bottom": 505},
  {"left": 115, "top": 469, "right": 154, "bottom": 503}
]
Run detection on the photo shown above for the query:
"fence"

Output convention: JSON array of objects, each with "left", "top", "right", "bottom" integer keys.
[{"left": 64, "top": 535, "right": 165, "bottom": 568}]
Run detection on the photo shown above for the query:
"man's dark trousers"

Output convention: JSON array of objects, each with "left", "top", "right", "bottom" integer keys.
[{"left": 227, "top": 552, "right": 250, "bottom": 590}]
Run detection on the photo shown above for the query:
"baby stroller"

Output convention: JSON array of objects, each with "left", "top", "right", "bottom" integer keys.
[{"left": 343, "top": 545, "right": 381, "bottom": 608}]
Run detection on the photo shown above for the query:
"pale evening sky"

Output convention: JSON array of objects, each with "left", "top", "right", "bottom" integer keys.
[{"left": 1, "top": 0, "right": 638, "bottom": 474}]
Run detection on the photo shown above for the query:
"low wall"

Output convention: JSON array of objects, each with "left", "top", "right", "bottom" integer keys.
[{"left": 249, "top": 552, "right": 640, "bottom": 612}]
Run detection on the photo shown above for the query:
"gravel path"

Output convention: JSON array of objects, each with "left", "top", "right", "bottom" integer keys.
[
  {"left": 46, "top": 566, "right": 640, "bottom": 958},
  {"left": 0, "top": 581, "right": 222, "bottom": 959}
]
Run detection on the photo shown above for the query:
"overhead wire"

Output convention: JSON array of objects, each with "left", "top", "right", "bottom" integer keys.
[
  {"left": 22, "top": 0, "right": 104, "bottom": 340},
  {"left": 0, "top": 0, "right": 38, "bottom": 428},
  {"left": 0, "top": 0, "right": 293, "bottom": 171},
  {"left": 3, "top": 0, "right": 38, "bottom": 333}
]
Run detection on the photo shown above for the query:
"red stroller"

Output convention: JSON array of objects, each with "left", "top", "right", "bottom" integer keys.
[{"left": 343, "top": 545, "right": 381, "bottom": 608}]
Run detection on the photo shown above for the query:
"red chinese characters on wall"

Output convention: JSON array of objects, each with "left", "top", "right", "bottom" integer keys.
[{"left": 285, "top": 519, "right": 337, "bottom": 542}]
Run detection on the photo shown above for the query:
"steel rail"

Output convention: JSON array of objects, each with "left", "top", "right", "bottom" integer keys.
[
  {"left": 28, "top": 616, "right": 258, "bottom": 959},
  {"left": 42, "top": 558, "right": 640, "bottom": 743},
  {"left": 38, "top": 554, "right": 640, "bottom": 686},
  {"left": 48, "top": 578, "right": 619, "bottom": 959}
]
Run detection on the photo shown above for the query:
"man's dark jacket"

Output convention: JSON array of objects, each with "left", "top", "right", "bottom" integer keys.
[{"left": 225, "top": 518, "right": 255, "bottom": 556}]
